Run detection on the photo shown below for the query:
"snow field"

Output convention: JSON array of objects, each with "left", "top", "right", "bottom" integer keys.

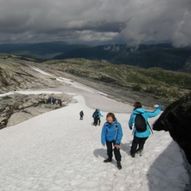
[{"left": 0, "top": 96, "right": 189, "bottom": 191}]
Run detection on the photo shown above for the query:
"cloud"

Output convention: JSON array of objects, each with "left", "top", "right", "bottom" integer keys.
[
  {"left": 121, "top": 0, "right": 191, "bottom": 46},
  {"left": 0, "top": 0, "right": 190, "bottom": 46}
]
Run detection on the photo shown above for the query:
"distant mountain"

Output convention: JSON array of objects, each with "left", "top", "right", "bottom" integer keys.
[
  {"left": 0, "top": 42, "right": 88, "bottom": 59},
  {"left": 54, "top": 44, "right": 191, "bottom": 71},
  {"left": 0, "top": 42, "right": 191, "bottom": 71}
]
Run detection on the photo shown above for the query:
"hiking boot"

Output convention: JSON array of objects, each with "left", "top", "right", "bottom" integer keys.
[
  {"left": 104, "top": 158, "right": 112, "bottom": 163},
  {"left": 117, "top": 161, "right": 122, "bottom": 170},
  {"left": 138, "top": 150, "right": 143, "bottom": 156},
  {"left": 136, "top": 149, "right": 143, "bottom": 156}
]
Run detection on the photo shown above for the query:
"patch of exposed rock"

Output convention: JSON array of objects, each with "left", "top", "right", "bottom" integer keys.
[
  {"left": 0, "top": 56, "right": 62, "bottom": 93},
  {"left": 0, "top": 94, "right": 71, "bottom": 129}
]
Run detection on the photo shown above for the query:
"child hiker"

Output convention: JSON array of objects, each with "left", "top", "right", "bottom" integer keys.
[{"left": 101, "top": 113, "right": 123, "bottom": 170}]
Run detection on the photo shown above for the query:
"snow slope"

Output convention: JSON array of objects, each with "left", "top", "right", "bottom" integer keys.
[
  {"left": 0, "top": 90, "right": 62, "bottom": 98},
  {"left": 0, "top": 67, "right": 189, "bottom": 191}
]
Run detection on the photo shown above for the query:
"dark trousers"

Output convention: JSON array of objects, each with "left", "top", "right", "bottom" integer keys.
[
  {"left": 106, "top": 141, "right": 121, "bottom": 162},
  {"left": 93, "top": 117, "right": 100, "bottom": 126},
  {"left": 80, "top": 115, "right": 83, "bottom": 120},
  {"left": 130, "top": 136, "right": 148, "bottom": 156},
  {"left": 98, "top": 118, "right": 101, "bottom": 126}
]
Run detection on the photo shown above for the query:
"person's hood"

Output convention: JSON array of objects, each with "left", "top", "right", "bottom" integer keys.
[{"left": 133, "top": 108, "right": 145, "bottom": 114}]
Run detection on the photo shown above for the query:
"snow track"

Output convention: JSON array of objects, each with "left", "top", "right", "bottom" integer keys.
[
  {"left": 0, "top": 67, "right": 189, "bottom": 191},
  {"left": 0, "top": 95, "right": 189, "bottom": 191}
]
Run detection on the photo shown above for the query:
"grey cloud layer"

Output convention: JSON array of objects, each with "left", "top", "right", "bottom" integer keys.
[{"left": 0, "top": 0, "right": 190, "bottom": 46}]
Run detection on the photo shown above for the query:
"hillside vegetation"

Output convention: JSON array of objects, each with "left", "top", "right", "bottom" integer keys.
[
  {"left": 44, "top": 59, "right": 191, "bottom": 103},
  {"left": 0, "top": 43, "right": 191, "bottom": 71},
  {"left": 0, "top": 55, "right": 190, "bottom": 105},
  {"left": 54, "top": 44, "right": 191, "bottom": 72}
]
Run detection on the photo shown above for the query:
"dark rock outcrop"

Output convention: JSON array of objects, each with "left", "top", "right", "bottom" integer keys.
[{"left": 153, "top": 93, "right": 191, "bottom": 164}]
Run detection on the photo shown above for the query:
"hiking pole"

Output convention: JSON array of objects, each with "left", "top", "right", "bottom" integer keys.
[{"left": 147, "top": 122, "right": 154, "bottom": 134}]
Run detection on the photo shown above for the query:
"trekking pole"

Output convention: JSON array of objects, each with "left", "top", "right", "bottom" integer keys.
[{"left": 147, "top": 122, "right": 154, "bottom": 134}]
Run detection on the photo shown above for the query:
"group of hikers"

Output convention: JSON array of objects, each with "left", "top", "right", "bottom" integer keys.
[
  {"left": 80, "top": 109, "right": 103, "bottom": 126},
  {"left": 47, "top": 96, "right": 62, "bottom": 107},
  {"left": 80, "top": 102, "right": 161, "bottom": 170}
]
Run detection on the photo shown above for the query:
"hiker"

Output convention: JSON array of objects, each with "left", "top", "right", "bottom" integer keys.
[
  {"left": 55, "top": 99, "right": 62, "bottom": 107},
  {"left": 80, "top": 110, "right": 84, "bottom": 120},
  {"left": 101, "top": 113, "right": 123, "bottom": 170},
  {"left": 47, "top": 96, "right": 56, "bottom": 105},
  {"left": 129, "top": 102, "right": 161, "bottom": 158},
  {"left": 92, "top": 109, "right": 103, "bottom": 126}
]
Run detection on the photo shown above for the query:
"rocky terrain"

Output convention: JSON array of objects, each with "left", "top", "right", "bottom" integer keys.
[
  {"left": 0, "top": 55, "right": 72, "bottom": 128},
  {"left": 41, "top": 59, "right": 191, "bottom": 105},
  {"left": 0, "top": 55, "right": 190, "bottom": 128},
  {"left": 0, "top": 93, "right": 71, "bottom": 129},
  {"left": 153, "top": 94, "right": 191, "bottom": 189},
  {"left": 0, "top": 55, "right": 62, "bottom": 93}
]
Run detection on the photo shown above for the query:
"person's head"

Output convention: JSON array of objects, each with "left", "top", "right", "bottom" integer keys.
[
  {"left": 106, "top": 113, "right": 116, "bottom": 124},
  {"left": 134, "top": 102, "right": 142, "bottom": 109}
]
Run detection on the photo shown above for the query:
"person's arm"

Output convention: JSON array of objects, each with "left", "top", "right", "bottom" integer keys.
[
  {"left": 145, "top": 107, "right": 161, "bottom": 118},
  {"left": 128, "top": 113, "right": 135, "bottom": 130},
  {"left": 101, "top": 124, "right": 107, "bottom": 145},
  {"left": 116, "top": 123, "right": 123, "bottom": 145}
]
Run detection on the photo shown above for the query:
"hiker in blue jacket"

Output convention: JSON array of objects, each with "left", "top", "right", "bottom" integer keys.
[
  {"left": 101, "top": 113, "right": 123, "bottom": 170},
  {"left": 129, "top": 102, "right": 161, "bottom": 158},
  {"left": 93, "top": 109, "right": 103, "bottom": 126}
]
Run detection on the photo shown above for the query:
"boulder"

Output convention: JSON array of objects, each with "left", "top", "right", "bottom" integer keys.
[{"left": 153, "top": 93, "right": 191, "bottom": 164}]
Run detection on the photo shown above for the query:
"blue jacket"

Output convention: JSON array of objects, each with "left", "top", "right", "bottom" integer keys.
[
  {"left": 128, "top": 107, "right": 161, "bottom": 138},
  {"left": 101, "top": 120, "right": 123, "bottom": 145},
  {"left": 93, "top": 110, "right": 103, "bottom": 118}
]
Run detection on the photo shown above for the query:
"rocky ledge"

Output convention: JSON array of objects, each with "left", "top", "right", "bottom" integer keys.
[{"left": 0, "top": 93, "right": 71, "bottom": 129}]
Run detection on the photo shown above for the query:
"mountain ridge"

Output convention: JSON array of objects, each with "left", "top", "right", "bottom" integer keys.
[{"left": 0, "top": 42, "right": 191, "bottom": 71}]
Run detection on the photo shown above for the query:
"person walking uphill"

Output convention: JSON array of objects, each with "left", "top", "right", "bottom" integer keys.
[
  {"left": 129, "top": 102, "right": 161, "bottom": 158},
  {"left": 101, "top": 113, "right": 123, "bottom": 170},
  {"left": 92, "top": 109, "right": 103, "bottom": 126},
  {"left": 79, "top": 110, "right": 84, "bottom": 120}
]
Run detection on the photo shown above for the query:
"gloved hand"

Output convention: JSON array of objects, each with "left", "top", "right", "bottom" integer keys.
[
  {"left": 154, "top": 104, "right": 160, "bottom": 109},
  {"left": 129, "top": 126, "right": 133, "bottom": 130}
]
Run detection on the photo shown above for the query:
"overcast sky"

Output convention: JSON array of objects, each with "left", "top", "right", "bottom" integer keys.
[{"left": 0, "top": 0, "right": 190, "bottom": 46}]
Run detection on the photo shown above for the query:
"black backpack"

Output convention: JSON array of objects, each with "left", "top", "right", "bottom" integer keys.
[
  {"left": 135, "top": 113, "right": 147, "bottom": 132},
  {"left": 93, "top": 111, "right": 99, "bottom": 118}
]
